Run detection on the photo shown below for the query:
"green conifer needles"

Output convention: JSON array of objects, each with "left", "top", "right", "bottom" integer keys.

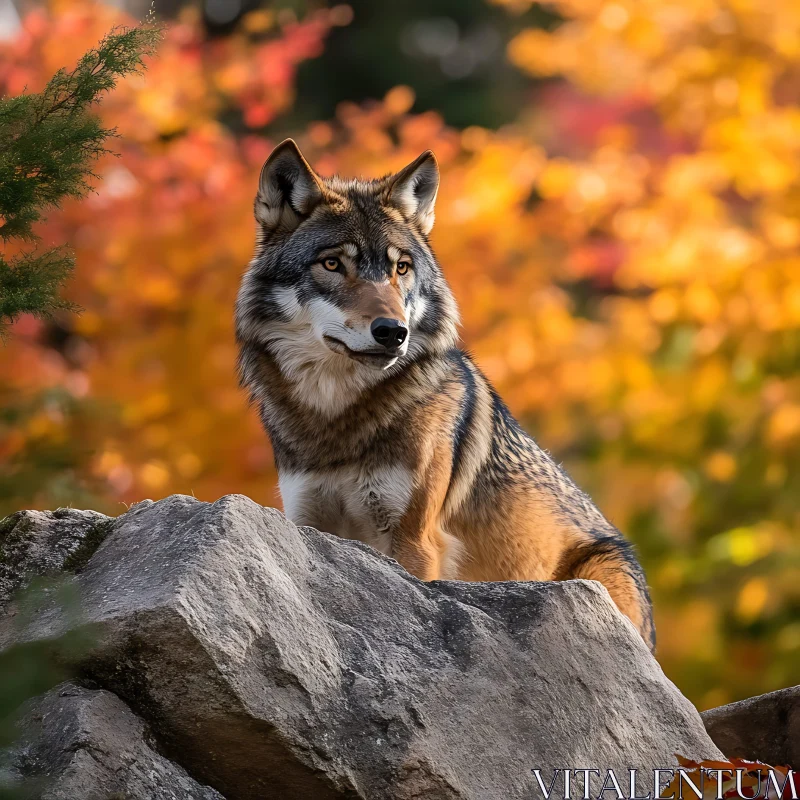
[{"left": 0, "top": 25, "right": 160, "bottom": 337}]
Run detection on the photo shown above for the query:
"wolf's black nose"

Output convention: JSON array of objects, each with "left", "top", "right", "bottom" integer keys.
[{"left": 371, "top": 318, "right": 408, "bottom": 348}]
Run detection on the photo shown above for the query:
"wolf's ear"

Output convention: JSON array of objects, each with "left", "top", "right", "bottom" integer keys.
[
  {"left": 386, "top": 151, "right": 439, "bottom": 235},
  {"left": 256, "top": 139, "right": 325, "bottom": 232}
]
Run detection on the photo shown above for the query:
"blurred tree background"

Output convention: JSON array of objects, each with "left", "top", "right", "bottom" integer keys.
[{"left": 0, "top": 0, "right": 798, "bottom": 710}]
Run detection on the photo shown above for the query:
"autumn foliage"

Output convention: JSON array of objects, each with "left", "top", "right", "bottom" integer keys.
[{"left": 0, "top": 0, "right": 798, "bottom": 708}]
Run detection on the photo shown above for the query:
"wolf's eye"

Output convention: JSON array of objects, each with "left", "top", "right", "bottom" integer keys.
[
  {"left": 397, "top": 260, "right": 412, "bottom": 275},
  {"left": 323, "top": 257, "right": 341, "bottom": 272}
]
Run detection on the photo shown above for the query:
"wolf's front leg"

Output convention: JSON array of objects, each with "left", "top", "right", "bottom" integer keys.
[
  {"left": 390, "top": 451, "right": 453, "bottom": 582},
  {"left": 392, "top": 529, "right": 447, "bottom": 581}
]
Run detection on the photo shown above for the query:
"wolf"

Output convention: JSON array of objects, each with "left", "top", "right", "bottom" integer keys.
[{"left": 236, "top": 139, "right": 655, "bottom": 651}]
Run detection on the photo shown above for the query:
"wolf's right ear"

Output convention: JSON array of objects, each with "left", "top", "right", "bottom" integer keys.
[
  {"left": 256, "top": 139, "right": 325, "bottom": 232},
  {"left": 386, "top": 151, "right": 439, "bottom": 235}
]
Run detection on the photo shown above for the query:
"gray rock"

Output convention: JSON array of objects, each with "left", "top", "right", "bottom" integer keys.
[
  {"left": 0, "top": 494, "right": 723, "bottom": 800},
  {"left": 4, "top": 681, "right": 224, "bottom": 799},
  {"left": 702, "top": 685, "right": 800, "bottom": 766},
  {"left": 0, "top": 508, "right": 114, "bottom": 610}
]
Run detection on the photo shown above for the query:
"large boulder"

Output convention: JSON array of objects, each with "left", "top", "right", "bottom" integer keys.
[
  {"left": 702, "top": 686, "right": 800, "bottom": 767},
  {"left": 3, "top": 681, "right": 224, "bottom": 799},
  {"left": 0, "top": 494, "right": 723, "bottom": 800},
  {"left": 0, "top": 508, "right": 114, "bottom": 610}
]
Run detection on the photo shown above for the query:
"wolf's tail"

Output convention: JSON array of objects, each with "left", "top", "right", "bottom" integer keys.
[{"left": 556, "top": 534, "right": 656, "bottom": 652}]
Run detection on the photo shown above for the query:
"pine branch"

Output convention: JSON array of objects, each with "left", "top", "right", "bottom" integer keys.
[
  {"left": 0, "top": 24, "right": 161, "bottom": 336},
  {"left": 0, "top": 250, "right": 79, "bottom": 338}
]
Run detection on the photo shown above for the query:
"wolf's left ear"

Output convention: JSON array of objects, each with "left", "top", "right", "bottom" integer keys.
[
  {"left": 256, "top": 139, "right": 326, "bottom": 232},
  {"left": 386, "top": 151, "right": 439, "bottom": 235}
]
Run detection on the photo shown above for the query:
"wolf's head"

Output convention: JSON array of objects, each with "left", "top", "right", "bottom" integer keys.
[{"left": 236, "top": 140, "right": 459, "bottom": 409}]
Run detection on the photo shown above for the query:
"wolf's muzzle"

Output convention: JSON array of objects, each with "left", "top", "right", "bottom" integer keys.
[{"left": 370, "top": 318, "right": 408, "bottom": 349}]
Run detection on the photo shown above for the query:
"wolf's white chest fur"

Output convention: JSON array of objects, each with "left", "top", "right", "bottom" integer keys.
[{"left": 278, "top": 465, "right": 414, "bottom": 555}]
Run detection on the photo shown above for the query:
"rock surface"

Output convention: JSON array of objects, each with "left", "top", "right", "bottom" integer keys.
[
  {"left": 702, "top": 685, "right": 800, "bottom": 767},
  {"left": 0, "top": 508, "right": 113, "bottom": 610},
  {"left": 0, "top": 493, "right": 723, "bottom": 800},
  {"left": 3, "top": 681, "right": 224, "bottom": 799}
]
